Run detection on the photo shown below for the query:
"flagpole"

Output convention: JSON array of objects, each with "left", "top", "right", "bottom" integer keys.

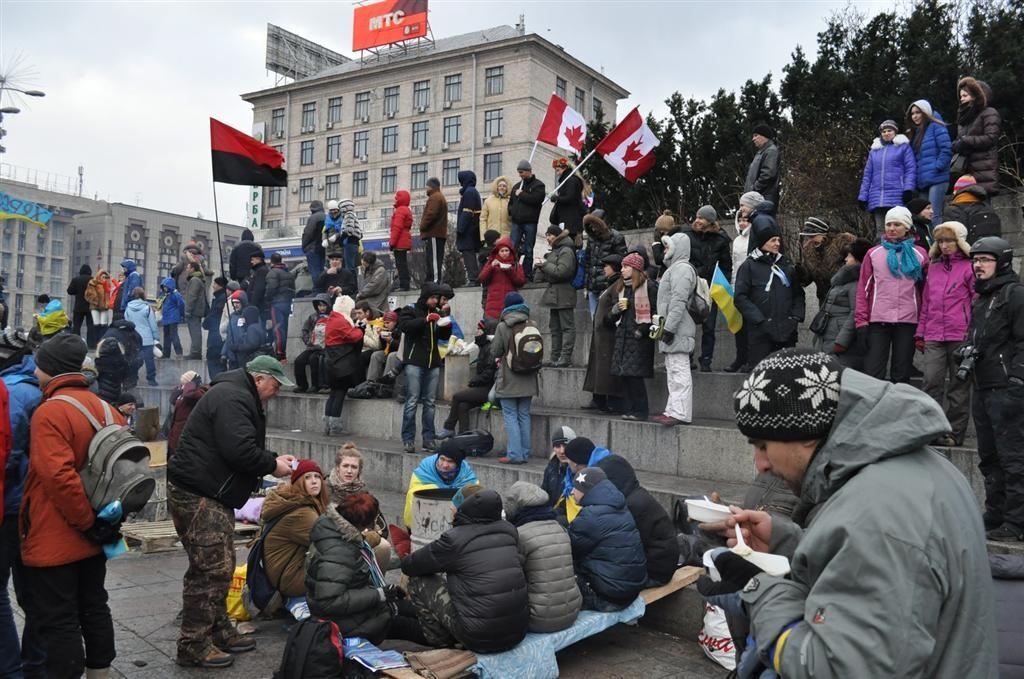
[
  {"left": 549, "top": 147, "right": 598, "bottom": 198},
  {"left": 527, "top": 139, "right": 539, "bottom": 165},
  {"left": 211, "top": 180, "right": 226, "bottom": 277}
]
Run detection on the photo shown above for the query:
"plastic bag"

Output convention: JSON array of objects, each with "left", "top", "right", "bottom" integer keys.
[
  {"left": 226, "top": 565, "right": 251, "bottom": 621},
  {"left": 697, "top": 603, "right": 736, "bottom": 670}
]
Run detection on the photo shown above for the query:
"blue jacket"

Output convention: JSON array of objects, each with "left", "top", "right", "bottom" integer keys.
[
  {"left": 222, "top": 306, "right": 265, "bottom": 369},
  {"left": 911, "top": 110, "right": 953, "bottom": 189},
  {"left": 455, "top": 170, "right": 482, "bottom": 253},
  {"left": 568, "top": 479, "right": 647, "bottom": 604},
  {"left": 2, "top": 355, "right": 41, "bottom": 516},
  {"left": 124, "top": 298, "right": 159, "bottom": 346},
  {"left": 858, "top": 134, "right": 917, "bottom": 211},
  {"left": 158, "top": 277, "right": 185, "bottom": 325},
  {"left": 119, "top": 259, "right": 142, "bottom": 312}
]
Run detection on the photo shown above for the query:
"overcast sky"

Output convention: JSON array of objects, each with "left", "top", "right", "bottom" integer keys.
[{"left": 1, "top": 0, "right": 886, "bottom": 221}]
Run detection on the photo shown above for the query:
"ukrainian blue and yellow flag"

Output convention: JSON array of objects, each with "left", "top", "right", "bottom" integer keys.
[{"left": 711, "top": 264, "right": 743, "bottom": 334}]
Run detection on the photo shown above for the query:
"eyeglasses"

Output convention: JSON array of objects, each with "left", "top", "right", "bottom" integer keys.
[{"left": 973, "top": 256, "right": 998, "bottom": 264}]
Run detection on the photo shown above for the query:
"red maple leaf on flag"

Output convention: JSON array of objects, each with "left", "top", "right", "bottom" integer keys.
[
  {"left": 622, "top": 140, "right": 645, "bottom": 165},
  {"left": 563, "top": 125, "right": 584, "bottom": 150}
]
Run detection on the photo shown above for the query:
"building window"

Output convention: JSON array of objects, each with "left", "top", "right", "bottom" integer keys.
[
  {"left": 355, "top": 92, "right": 370, "bottom": 120},
  {"left": 17, "top": 223, "right": 25, "bottom": 252},
  {"left": 575, "top": 87, "right": 586, "bottom": 113},
  {"left": 484, "top": 109, "right": 503, "bottom": 139},
  {"left": 51, "top": 241, "right": 63, "bottom": 257},
  {"left": 442, "top": 158, "right": 460, "bottom": 186},
  {"left": 383, "top": 86, "right": 399, "bottom": 115},
  {"left": 483, "top": 153, "right": 502, "bottom": 182},
  {"left": 412, "top": 121, "right": 429, "bottom": 149},
  {"left": 411, "top": 162, "right": 428, "bottom": 190},
  {"left": 15, "top": 255, "right": 24, "bottom": 287},
  {"left": 299, "top": 178, "right": 314, "bottom": 202},
  {"left": 444, "top": 74, "right": 462, "bottom": 103},
  {"left": 266, "top": 219, "right": 281, "bottom": 231},
  {"left": 413, "top": 80, "right": 430, "bottom": 110},
  {"left": 301, "top": 102, "right": 316, "bottom": 129},
  {"left": 2, "top": 221, "right": 12, "bottom": 250},
  {"left": 327, "top": 96, "right": 342, "bottom": 123},
  {"left": 382, "top": 125, "right": 398, "bottom": 154},
  {"left": 325, "top": 174, "right": 340, "bottom": 200},
  {"left": 555, "top": 77, "right": 567, "bottom": 100},
  {"left": 485, "top": 66, "right": 504, "bottom": 96},
  {"left": 443, "top": 116, "right": 461, "bottom": 144},
  {"left": 300, "top": 140, "right": 314, "bottom": 166},
  {"left": 268, "top": 186, "right": 282, "bottom": 207},
  {"left": 13, "top": 293, "right": 22, "bottom": 326},
  {"left": 352, "top": 171, "right": 368, "bottom": 198},
  {"left": 381, "top": 166, "right": 397, "bottom": 194},
  {"left": 353, "top": 131, "right": 369, "bottom": 158},
  {"left": 271, "top": 108, "right": 285, "bottom": 135},
  {"left": 593, "top": 97, "right": 603, "bottom": 118},
  {"left": 326, "top": 135, "right": 341, "bottom": 162},
  {"left": 380, "top": 207, "right": 393, "bottom": 225}
]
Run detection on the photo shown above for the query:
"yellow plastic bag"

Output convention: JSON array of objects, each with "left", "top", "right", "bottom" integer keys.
[{"left": 226, "top": 565, "right": 251, "bottom": 621}]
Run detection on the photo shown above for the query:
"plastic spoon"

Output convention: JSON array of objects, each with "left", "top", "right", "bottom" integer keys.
[{"left": 731, "top": 523, "right": 791, "bottom": 576}]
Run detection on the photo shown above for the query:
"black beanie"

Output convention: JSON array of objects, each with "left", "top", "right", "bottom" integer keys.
[
  {"left": 564, "top": 436, "right": 596, "bottom": 466},
  {"left": 437, "top": 438, "right": 468, "bottom": 466},
  {"left": 905, "top": 197, "right": 930, "bottom": 216},
  {"left": 35, "top": 334, "right": 87, "bottom": 377}
]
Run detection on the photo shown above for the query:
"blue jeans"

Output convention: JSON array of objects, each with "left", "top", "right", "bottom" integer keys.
[
  {"left": 924, "top": 182, "right": 948, "bottom": 229},
  {"left": 402, "top": 365, "right": 439, "bottom": 445},
  {"left": 343, "top": 240, "right": 360, "bottom": 276},
  {"left": 271, "top": 302, "right": 291, "bottom": 359},
  {"left": 500, "top": 396, "right": 532, "bottom": 462},
  {"left": 510, "top": 222, "right": 537, "bottom": 278},
  {"left": 306, "top": 249, "right": 325, "bottom": 290},
  {"left": 141, "top": 345, "right": 156, "bottom": 385},
  {"left": 0, "top": 516, "right": 45, "bottom": 678},
  {"left": 162, "top": 323, "right": 182, "bottom": 357}
]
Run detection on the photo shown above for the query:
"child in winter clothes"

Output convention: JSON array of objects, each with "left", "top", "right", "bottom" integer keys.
[
  {"left": 157, "top": 277, "right": 185, "bottom": 358},
  {"left": 222, "top": 291, "right": 265, "bottom": 369},
  {"left": 855, "top": 206, "right": 929, "bottom": 384},
  {"left": 858, "top": 119, "right": 918, "bottom": 234},
  {"left": 477, "top": 230, "right": 501, "bottom": 311},
  {"left": 605, "top": 252, "right": 659, "bottom": 421},
  {"left": 915, "top": 221, "right": 974, "bottom": 446},
  {"left": 293, "top": 294, "right": 331, "bottom": 393},
  {"left": 389, "top": 190, "right": 414, "bottom": 291},
  {"left": 478, "top": 236, "right": 526, "bottom": 320}
]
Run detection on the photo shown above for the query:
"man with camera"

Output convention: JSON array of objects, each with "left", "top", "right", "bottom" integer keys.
[{"left": 964, "top": 236, "right": 1024, "bottom": 542}]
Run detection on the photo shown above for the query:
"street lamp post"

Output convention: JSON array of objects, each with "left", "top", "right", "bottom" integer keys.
[{"left": 0, "top": 78, "right": 46, "bottom": 153}]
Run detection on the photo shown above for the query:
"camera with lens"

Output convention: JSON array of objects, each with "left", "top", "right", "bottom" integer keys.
[{"left": 955, "top": 344, "right": 979, "bottom": 381}]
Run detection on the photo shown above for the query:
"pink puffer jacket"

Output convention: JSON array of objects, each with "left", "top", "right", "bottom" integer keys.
[
  {"left": 855, "top": 240, "right": 929, "bottom": 327},
  {"left": 915, "top": 252, "right": 975, "bottom": 341}
]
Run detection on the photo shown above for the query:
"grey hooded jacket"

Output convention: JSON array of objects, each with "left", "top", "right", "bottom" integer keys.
[
  {"left": 503, "top": 481, "right": 581, "bottom": 633},
  {"left": 490, "top": 308, "right": 539, "bottom": 399},
  {"left": 656, "top": 232, "right": 697, "bottom": 355},
  {"left": 741, "top": 369, "right": 997, "bottom": 678},
  {"left": 355, "top": 261, "right": 389, "bottom": 313}
]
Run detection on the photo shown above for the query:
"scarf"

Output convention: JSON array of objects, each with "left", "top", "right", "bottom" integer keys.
[
  {"left": 881, "top": 237, "right": 923, "bottom": 280},
  {"left": 328, "top": 476, "right": 366, "bottom": 503},
  {"left": 511, "top": 504, "right": 556, "bottom": 527},
  {"left": 627, "top": 278, "right": 652, "bottom": 324},
  {"left": 951, "top": 191, "right": 981, "bottom": 206}
]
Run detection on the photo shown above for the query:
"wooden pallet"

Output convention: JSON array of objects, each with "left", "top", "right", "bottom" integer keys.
[
  {"left": 121, "top": 520, "right": 258, "bottom": 554},
  {"left": 641, "top": 565, "right": 703, "bottom": 604}
]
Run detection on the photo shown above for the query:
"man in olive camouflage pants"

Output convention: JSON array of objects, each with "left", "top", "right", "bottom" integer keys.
[{"left": 406, "top": 574, "right": 459, "bottom": 647}]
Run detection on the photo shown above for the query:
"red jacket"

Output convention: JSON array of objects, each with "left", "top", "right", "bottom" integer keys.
[
  {"left": 20, "top": 374, "right": 126, "bottom": 567},
  {"left": 0, "top": 382, "right": 11, "bottom": 523},
  {"left": 389, "top": 190, "right": 414, "bottom": 251},
  {"left": 477, "top": 236, "right": 527, "bottom": 319}
]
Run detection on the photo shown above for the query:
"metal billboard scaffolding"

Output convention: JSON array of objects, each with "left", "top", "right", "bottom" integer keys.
[{"left": 265, "top": 24, "right": 351, "bottom": 85}]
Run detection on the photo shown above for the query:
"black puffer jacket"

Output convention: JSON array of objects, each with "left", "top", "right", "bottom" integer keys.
[
  {"left": 966, "top": 269, "right": 1024, "bottom": 390},
  {"left": 302, "top": 201, "right": 326, "bottom": 255},
  {"left": 955, "top": 77, "right": 1002, "bottom": 195},
  {"left": 265, "top": 264, "right": 296, "bottom": 304},
  {"left": 568, "top": 479, "right": 647, "bottom": 605},
  {"left": 468, "top": 318, "right": 499, "bottom": 388},
  {"left": 549, "top": 170, "right": 584, "bottom": 237},
  {"left": 812, "top": 263, "right": 861, "bottom": 355},
  {"left": 247, "top": 261, "right": 270, "bottom": 313},
  {"left": 597, "top": 455, "right": 679, "bottom": 585},
  {"left": 306, "top": 504, "right": 392, "bottom": 643},
  {"left": 735, "top": 252, "right": 805, "bottom": 345},
  {"left": 167, "top": 369, "right": 277, "bottom": 508},
  {"left": 682, "top": 224, "right": 732, "bottom": 282},
  {"left": 398, "top": 284, "right": 451, "bottom": 369},
  {"left": 583, "top": 213, "right": 627, "bottom": 293},
  {"left": 401, "top": 489, "right": 528, "bottom": 654},
  {"left": 230, "top": 229, "right": 262, "bottom": 284},
  {"left": 605, "top": 278, "right": 658, "bottom": 378},
  {"left": 508, "top": 175, "right": 546, "bottom": 225}
]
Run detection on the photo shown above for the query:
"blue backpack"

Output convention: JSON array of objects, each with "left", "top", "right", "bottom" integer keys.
[
  {"left": 245, "top": 505, "right": 302, "bottom": 613},
  {"left": 572, "top": 248, "right": 587, "bottom": 290}
]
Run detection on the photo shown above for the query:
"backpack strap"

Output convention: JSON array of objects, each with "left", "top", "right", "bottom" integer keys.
[{"left": 50, "top": 395, "right": 106, "bottom": 432}]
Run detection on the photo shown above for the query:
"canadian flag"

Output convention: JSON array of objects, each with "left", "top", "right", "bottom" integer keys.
[
  {"left": 536, "top": 94, "right": 587, "bottom": 154},
  {"left": 595, "top": 107, "right": 660, "bottom": 183}
]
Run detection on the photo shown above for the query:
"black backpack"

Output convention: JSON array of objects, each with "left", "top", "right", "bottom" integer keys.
[
  {"left": 967, "top": 209, "right": 1002, "bottom": 243},
  {"left": 246, "top": 505, "right": 302, "bottom": 614},
  {"left": 449, "top": 429, "right": 494, "bottom": 457},
  {"left": 273, "top": 618, "right": 345, "bottom": 679}
]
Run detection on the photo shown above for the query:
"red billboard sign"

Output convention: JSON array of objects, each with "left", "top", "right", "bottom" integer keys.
[{"left": 353, "top": 0, "right": 429, "bottom": 51}]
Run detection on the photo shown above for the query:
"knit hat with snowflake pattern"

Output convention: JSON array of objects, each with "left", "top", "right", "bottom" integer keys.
[{"left": 734, "top": 348, "right": 844, "bottom": 441}]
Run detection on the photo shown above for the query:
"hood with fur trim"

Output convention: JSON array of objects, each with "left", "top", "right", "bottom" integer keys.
[
  {"left": 583, "top": 211, "right": 612, "bottom": 240},
  {"left": 870, "top": 134, "right": 910, "bottom": 150},
  {"left": 489, "top": 175, "right": 511, "bottom": 197}
]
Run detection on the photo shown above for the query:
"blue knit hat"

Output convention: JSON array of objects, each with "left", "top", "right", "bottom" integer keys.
[
  {"left": 452, "top": 484, "right": 482, "bottom": 509},
  {"left": 504, "top": 291, "right": 524, "bottom": 308}
]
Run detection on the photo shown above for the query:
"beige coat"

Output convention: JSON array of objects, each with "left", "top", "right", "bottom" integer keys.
[{"left": 479, "top": 176, "right": 511, "bottom": 239}]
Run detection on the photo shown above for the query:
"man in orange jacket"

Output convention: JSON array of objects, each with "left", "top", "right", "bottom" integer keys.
[{"left": 19, "top": 333, "right": 123, "bottom": 679}]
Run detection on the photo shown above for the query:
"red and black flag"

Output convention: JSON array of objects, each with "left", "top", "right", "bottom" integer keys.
[{"left": 210, "top": 118, "right": 287, "bottom": 187}]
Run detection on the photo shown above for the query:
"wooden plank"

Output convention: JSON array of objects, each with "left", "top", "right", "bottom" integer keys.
[
  {"left": 122, "top": 520, "right": 258, "bottom": 554},
  {"left": 640, "top": 565, "right": 703, "bottom": 605}
]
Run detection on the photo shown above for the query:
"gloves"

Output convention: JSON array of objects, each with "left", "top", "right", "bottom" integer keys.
[
  {"left": 1009, "top": 377, "right": 1024, "bottom": 388},
  {"left": 436, "top": 316, "right": 452, "bottom": 327},
  {"left": 426, "top": 313, "right": 441, "bottom": 323},
  {"left": 951, "top": 139, "right": 962, "bottom": 154},
  {"left": 833, "top": 343, "right": 847, "bottom": 354},
  {"left": 383, "top": 584, "right": 406, "bottom": 602},
  {"left": 712, "top": 551, "right": 765, "bottom": 592},
  {"left": 915, "top": 337, "right": 925, "bottom": 353},
  {"left": 902, "top": 190, "right": 914, "bottom": 205},
  {"left": 356, "top": 320, "right": 367, "bottom": 329},
  {"left": 329, "top": 234, "right": 339, "bottom": 243},
  {"left": 83, "top": 516, "right": 123, "bottom": 545},
  {"left": 661, "top": 330, "right": 675, "bottom": 345},
  {"left": 858, "top": 200, "right": 868, "bottom": 211},
  {"left": 322, "top": 239, "right": 328, "bottom": 249},
  {"left": 548, "top": 193, "right": 557, "bottom": 203}
]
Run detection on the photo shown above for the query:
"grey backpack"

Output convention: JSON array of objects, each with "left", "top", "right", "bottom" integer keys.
[{"left": 51, "top": 395, "right": 156, "bottom": 515}]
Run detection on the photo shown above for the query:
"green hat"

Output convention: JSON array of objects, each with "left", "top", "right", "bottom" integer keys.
[{"left": 246, "top": 355, "right": 295, "bottom": 387}]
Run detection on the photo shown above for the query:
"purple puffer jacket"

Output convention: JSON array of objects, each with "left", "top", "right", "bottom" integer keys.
[
  {"left": 857, "top": 135, "right": 917, "bottom": 211},
  {"left": 855, "top": 240, "right": 929, "bottom": 327},
  {"left": 915, "top": 252, "right": 975, "bottom": 342}
]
